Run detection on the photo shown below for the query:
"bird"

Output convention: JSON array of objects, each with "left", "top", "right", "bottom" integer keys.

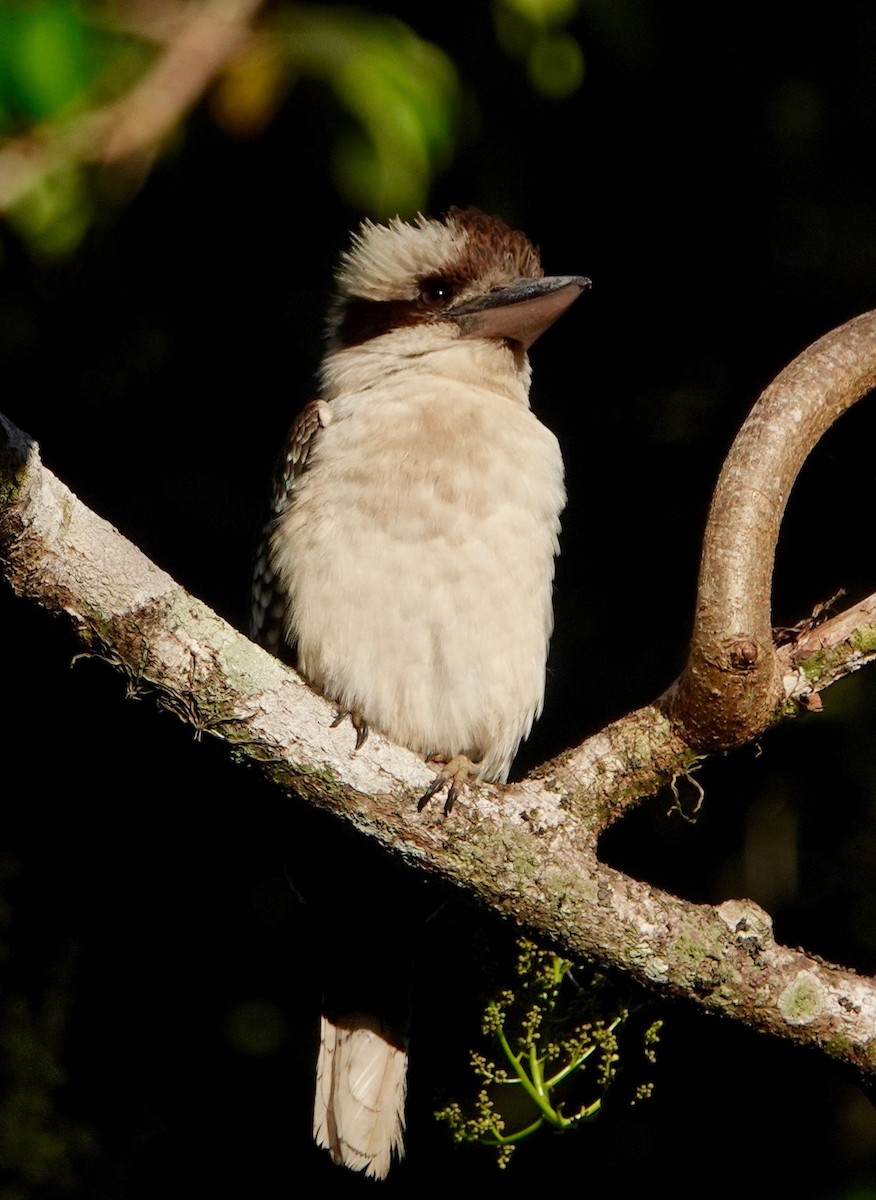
[{"left": 250, "top": 206, "right": 589, "bottom": 1178}]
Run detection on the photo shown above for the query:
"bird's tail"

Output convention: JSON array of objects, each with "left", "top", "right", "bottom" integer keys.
[{"left": 313, "top": 1012, "right": 408, "bottom": 1179}]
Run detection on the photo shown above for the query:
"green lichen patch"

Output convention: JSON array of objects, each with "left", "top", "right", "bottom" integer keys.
[
  {"left": 220, "top": 630, "right": 290, "bottom": 694},
  {"left": 778, "top": 972, "right": 824, "bottom": 1025},
  {"left": 850, "top": 624, "right": 876, "bottom": 655},
  {"left": 823, "top": 1032, "right": 855, "bottom": 1061}
]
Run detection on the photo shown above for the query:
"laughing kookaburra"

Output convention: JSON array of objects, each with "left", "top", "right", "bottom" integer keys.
[{"left": 251, "top": 206, "right": 589, "bottom": 1178}]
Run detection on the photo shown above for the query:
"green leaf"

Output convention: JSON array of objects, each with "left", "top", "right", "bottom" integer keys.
[{"left": 3, "top": 2, "right": 88, "bottom": 121}]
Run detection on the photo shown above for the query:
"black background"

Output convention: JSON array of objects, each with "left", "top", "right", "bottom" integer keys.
[{"left": 3, "top": 2, "right": 876, "bottom": 1194}]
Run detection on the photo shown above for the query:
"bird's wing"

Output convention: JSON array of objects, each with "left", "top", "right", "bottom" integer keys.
[{"left": 250, "top": 398, "right": 329, "bottom": 655}]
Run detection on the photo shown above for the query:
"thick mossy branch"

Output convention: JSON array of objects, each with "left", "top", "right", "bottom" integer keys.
[{"left": 3, "top": 302, "right": 876, "bottom": 1086}]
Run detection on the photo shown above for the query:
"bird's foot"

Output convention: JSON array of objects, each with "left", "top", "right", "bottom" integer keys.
[
  {"left": 330, "top": 708, "right": 369, "bottom": 750},
  {"left": 417, "top": 754, "right": 480, "bottom": 815}
]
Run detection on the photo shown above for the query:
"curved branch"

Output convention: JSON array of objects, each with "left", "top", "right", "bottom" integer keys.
[{"left": 672, "top": 309, "right": 876, "bottom": 747}]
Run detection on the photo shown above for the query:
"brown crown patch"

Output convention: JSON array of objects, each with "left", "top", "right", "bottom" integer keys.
[{"left": 445, "top": 207, "right": 543, "bottom": 284}]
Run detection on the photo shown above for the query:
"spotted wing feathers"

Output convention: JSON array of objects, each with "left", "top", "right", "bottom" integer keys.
[{"left": 250, "top": 399, "right": 330, "bottom": 655}]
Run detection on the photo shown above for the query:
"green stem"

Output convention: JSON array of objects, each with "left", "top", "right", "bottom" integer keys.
[
  {"left": 546, "top": 1014, "right": 625, "bottom": 1089},
  {"left": 545, "top": 1041, "right": 598, "bottom": 1089},
  {"left": 480, "top": 1116, "right": 545, "bottom": 1147},
  {"left": 496, "top": 1023, "right": 562, "bottom": 1127}
]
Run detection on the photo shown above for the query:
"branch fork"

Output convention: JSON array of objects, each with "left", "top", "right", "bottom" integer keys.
[{"left": 3, "top": 310, "right": 876, "bottom": 1075}]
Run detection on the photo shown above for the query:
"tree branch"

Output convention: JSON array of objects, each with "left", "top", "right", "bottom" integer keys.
[
  {"left": 671, "top": 310, "right": 876, "bottom": 747},
  {"left": 3, "top": 299, "right": 876, "bottom": 1083},
  {"left": 0, "top": 0, "right": 266, "bottom": 210}
]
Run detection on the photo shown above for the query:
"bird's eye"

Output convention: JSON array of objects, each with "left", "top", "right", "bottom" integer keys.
[{"left": 419, "top": 277, "right": 455, "bottom": 305}]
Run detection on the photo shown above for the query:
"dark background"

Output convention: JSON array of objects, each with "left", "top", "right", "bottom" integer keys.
[{"left": 3, "top": 1, "right": 876, "bottom": 1194}]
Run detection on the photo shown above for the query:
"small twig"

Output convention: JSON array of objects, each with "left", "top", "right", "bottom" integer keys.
[{"left": 0, "top": 0, "right": 266, "bottom": 211}]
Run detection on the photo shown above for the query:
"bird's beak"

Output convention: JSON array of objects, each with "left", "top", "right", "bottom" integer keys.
[{"left": 446, "top": 275, "right": 591, "bottom": 350}]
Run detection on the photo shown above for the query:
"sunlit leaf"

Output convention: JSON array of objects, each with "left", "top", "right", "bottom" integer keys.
[{"left": 16, "top": 3, "right": 88, "bottom": 117}]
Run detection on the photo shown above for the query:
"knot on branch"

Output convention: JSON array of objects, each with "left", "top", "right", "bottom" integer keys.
[
  {"left": 668, "top": 644, "right": 782, "bottom": 751},
  {"left": 728, "top": 638, "right": 758, "bottom": 671}
]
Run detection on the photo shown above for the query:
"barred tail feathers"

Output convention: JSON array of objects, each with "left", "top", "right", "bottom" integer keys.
[{"left": 313, "top": 1013, "right": 407, "bottom": 1179}]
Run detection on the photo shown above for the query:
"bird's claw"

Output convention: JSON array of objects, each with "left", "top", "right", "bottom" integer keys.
[
  {"left": 330, "top": 708, "right": 369, "bottom": 750},
  {"left": 417, "top": 754, "right": 477, "bottom": 815}
]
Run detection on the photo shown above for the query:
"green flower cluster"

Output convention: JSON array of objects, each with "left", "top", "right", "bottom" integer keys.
[{"left": 435, "top": 938, "right": 662, "bottom": 1167}]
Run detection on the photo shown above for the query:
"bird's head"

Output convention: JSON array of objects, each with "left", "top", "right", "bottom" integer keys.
[{"left": 320, "top": 207, "right": 589, "bottom": 399}]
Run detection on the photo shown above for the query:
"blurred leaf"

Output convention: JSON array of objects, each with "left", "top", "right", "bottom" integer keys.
[
  {"left": 494, "top": 0, "right": 581, "bottom": 55},
  {"left": 498, "top": 0, "right": 581, "bottom": 26},
  {"left": 493, "top": 0, "right": 584, "bottom": 99},
  {"left": 0, "top": 4, "right": 461, "bottom": 258},
  {"left": 528, "top": 31, "right": 585, "bottom": 98},
  {"left": 6, "top": 164, "right": 92, "bottom": 259},
  {"left": 0, "top": 1, "right": 148, "bottom": 129},
  {"left": 0, "top": 2, "right": 85, "bottom": 123},
  {"left": 275, "top": 6, "right": 459, "bottom": 216},
  {"left": 210, "top": 36, "right": 290, "bottom": 138}
]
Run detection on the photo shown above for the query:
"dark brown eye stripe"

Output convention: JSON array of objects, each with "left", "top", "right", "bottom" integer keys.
[
  {"left": 333, "top": 264, "right": 470, "bottom": 348},
  {"left": 333, "top": 297, "right": 425, "bottom": 349}
]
